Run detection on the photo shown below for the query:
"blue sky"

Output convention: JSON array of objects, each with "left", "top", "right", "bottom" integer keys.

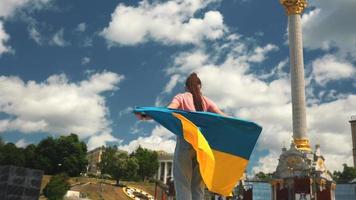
[{"left": 0, "top": 0, "right": 355, "bottom": 173}]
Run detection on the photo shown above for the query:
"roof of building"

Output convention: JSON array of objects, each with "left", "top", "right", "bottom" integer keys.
[
  {"left": 87, "top": 146, "right": 105, "bottom": 154},
  {"left": 157, "top": 150, "right": 173, "bottom": 160}
]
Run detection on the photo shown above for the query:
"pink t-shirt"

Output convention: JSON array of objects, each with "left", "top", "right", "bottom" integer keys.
[{"left": 171, "top": 92, "right": 219, "bottom": 112}]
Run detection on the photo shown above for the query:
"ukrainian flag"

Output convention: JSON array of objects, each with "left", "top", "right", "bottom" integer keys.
[{"left": 134, "top": 107, "right": 262, "bottom": 196}]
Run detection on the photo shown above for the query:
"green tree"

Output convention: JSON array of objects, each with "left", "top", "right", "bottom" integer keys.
[
  {"left": 99, "top": 147, "right": 139, "bottom": 185},
  {"left": 0, "top": 134, "right": 87, "bottom": 176},
  {"left": 35, "top": 134, "right": 88, "bottom": 176},
  {"left": 254, "top": 171, "right": 273, "bottom": 181},
  {"left": 334, "top": 164, "right": 356, "bottom": 183},
  {"left": 131, "top": 146, "right": 159, "bottom": 181},
  {"left": 35, "top": 137, "right": 58, "bottom": 173},
  {"left": 57, "top": 134, "right": 88, "bottom": 176},
  {"left": 0, "top": 136, "right": 4, "bottom": 147},
  {"left": 0, "top": 139, "right": 36, "bottom": 169},
  {"left": 43, "top": 173, "right": 70, "bottom": 200},
  {"left": 24, "top": 144, "right": 37, "bottom": 169},
  {"left": 0, "top": 143, "right": 26, "bottom": 167},
  {"left": 0, "top": 137, "right": 4, "bottom": 162},
  {"left": 332, "top": 170, "right": 341, "bottom": 182}
]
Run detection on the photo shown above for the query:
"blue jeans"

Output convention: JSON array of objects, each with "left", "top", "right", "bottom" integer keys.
[{"left": 174, "top": 136, "right": 205, "bottom": 200}]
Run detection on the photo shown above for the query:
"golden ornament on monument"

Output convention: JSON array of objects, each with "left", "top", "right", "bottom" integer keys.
[{"left": 280, "top": 0, "right": 308, "bottom": 15}]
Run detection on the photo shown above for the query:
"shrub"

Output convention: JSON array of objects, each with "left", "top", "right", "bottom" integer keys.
[{"left": 43, "top": 173, "right": 70, "bottom": 200}]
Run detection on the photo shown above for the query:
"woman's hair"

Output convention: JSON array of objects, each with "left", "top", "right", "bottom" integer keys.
[{"left": 185, "top": 72, "right": 203, "bottom": 111}]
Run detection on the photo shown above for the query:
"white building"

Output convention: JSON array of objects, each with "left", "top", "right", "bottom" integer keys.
[
  {"left": 86, "top": 146, "right": 104, "bottom": 175},
  {"left": 156, "top": 151, "right": 173, "bottom": 184},
  {"left": 64, "top": 190, "right": 80, "bottom": 198}
]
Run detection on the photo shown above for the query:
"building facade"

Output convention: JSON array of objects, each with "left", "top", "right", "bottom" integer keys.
[
  {"left": 156, "top": 151, "right": 173, "bottom": 184},
  {"left": 235, "top": 181, "right": 356, "bottom": 200},
  {"left": 86, "top": 146, "right": 104, "bottom": 175}
]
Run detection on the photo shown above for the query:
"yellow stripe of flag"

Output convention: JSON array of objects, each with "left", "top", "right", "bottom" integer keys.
[
  {"left": 172, "top": 113, "right": 215, "bottom": 188},
  {"left": 173, "top": 113, "right": 249, "bottom": 196}
]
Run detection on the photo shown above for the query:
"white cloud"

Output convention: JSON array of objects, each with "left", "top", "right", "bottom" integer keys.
[
  {"left": 0, "top": 0, "right": 29, "bottom": 18},
  {"left": 130, "top": 123, "right": 143, "bottom": 135},
  {"left": 81, "top": 57, "right": 91, "bottom": 65},
  {"left": 248, "top": 66, "right": 355, "bottom": 174},
  {"left": 252, "top": 152, "right": 280, "bottom": 174},
  {"left": 164, "top": 74, "right": 181, "bottom": 93},
  {"left": 50, "top": 29, "right": 70, "bottom": 47},
  {"left": 82, "top": 37, "right": 93, "bottom": 47},
  {"left": 0, "top": 120, "right": 10, "bottom": 132},
  {"left": 0, "top": 21, "right": 12, "bottom": 55},
  {"left": 119, "top": 125, "right": 176, "bottom": 153},
  {"left": 87, "top": 132, "right": 121, "bottom": 151},
  {"left": 29, "top": 23, "right": 88, "bottom": 47},
  {"left": 28, "top": 26, "right": 43, "bottom": 45},
  {"left": 259, "top": 58, "right": 289, "bottom": 80},
  {"left": 0, "top": 71, "right": 124, "bottom": 150},
  {"left": 101, "top": 0, "right": 225, "bottom": 46},
  {"left": 317, "top": 89, "right": 349, "bottom": 103},
  {"left": 15, "top": 139, "right": 29, "bottom": 148},
  {"left": 167, "top": 50, "right": 209, "bottom": 75},
  {"left": 0, "top": 0, "right": 51, "bottom": 18},
  {"left": 0, "top": 0, "right": 51, "bottom": 53},
  {"left": 248, "top": 44, "right": 278, "bottom": 63},
  {"left": 118, "top": 107, "right": 134, "bottom": 118},
  {"left": 76, "top": 22, "right": 86, "bottom": 32},
  {"left": 311, "top": 54, "right": 355, "bottom": 85},
  {"left": 308, "top": 95, "right": 355, "bottom": 144},
  {"left": 302, "top": 0, "right": 356, "bottom": 59},
  {"left": 164, "top": 39, "right": 281, "bottom": 106},
  {"left": 255, "top": 95, "right": 356, "bottom": 173}
]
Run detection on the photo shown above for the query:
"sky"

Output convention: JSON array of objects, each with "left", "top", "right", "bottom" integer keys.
[{"left": 0, "top": 0, "right": 355, "bottom": 174}]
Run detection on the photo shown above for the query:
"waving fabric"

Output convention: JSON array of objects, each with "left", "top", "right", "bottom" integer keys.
[{"left": 133, "top": 107, "right": 262, "bottom": 196}]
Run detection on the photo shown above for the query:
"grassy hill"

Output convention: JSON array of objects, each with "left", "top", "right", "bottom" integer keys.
[{"left": 39, "top": 176, "right": 160, "bottom": 200}]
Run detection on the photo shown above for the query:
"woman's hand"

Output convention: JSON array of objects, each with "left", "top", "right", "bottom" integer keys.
[{"left": 135, "top": 113, "right": 152, "bottom": 120}]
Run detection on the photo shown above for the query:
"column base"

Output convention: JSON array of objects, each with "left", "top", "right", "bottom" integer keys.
[{"left": 294, "top": 138, "right": 311, "bottom": 152}]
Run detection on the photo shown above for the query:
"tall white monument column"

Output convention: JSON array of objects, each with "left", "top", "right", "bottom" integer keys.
[
  {"left": 272, "top": 1, "right": 336, "bottom": 199},
  {"left": 280, "top": 0, "right": 310, "bottom": 151},
  {"left": 349, "top": 116, "right": 356, "bottom": 167}
]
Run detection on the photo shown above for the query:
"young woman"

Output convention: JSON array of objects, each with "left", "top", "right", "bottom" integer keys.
[{"left": 137, "top": 72, "right": 226, "bottom": 200}]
